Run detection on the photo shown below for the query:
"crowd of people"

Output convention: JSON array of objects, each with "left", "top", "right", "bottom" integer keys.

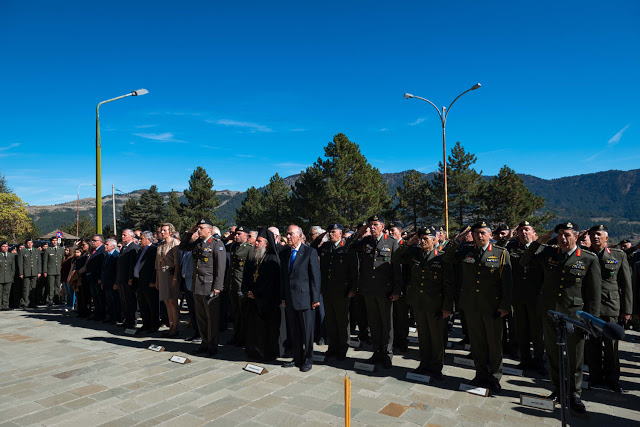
[{"left": 1, "top": 216, "right": 639, "bottom": 415}]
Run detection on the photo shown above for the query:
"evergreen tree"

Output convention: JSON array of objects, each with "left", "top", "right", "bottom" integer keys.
[
  {"left": 235, "top": 187, "right": 265, "bottom": 229},
  {"left": 481, "top": 165, "right": 555, "bottom": 230},
  {"left": 183, "top": 166, "right": 223, "bottom": 228},
  {"left": 426, "top": 141, "right": 483, "bottom": 231},
  {"left": 0, "top": 170, "right": 9, "bottom": 193},
  {"left": 118, "top": 197, "right": 140, "bottom": 230},
  {"left": 261, "top": 173, "right": 293, "bottom": 230},
  {"left": 136, "top": 185, "right": 166, "bottom": 231},
  {"left": 292, "top": 133, "right": 391, "bottom": 228},
  {"left": 165, "top": 189, "right": 185, "bottom": 232},
  {"left": 395, "top": 170, "right": 431, "bottom": 229}
]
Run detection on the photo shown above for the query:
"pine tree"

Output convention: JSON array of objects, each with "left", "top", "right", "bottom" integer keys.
[
  {"left": 395, "top": 170, "right": 431, "bottom": 229},
  {"left": 481, "top": 165, "right": 555, "bottom": 229},
  {"left": 235, "top": 187, "right": 265, "bottom": 229},
  {"left": 136, "top": 185, "right": 166, "bottom": 231},
  {"left": 426, "top": 141, "right": 483, "bottom": 231},
  {"left": 118, "top": 197, "right": 140, "bottom": 230},
  {"left": 0, "top": 170, "right": 9, "bottom": 193},
  {"left": 183, "top": 166, "right": 223, "bottom": 228},
  {"left": 292, "top": 133, "right": 391, "bottom": 228},
  {"left": 165, "top": 189, "right": 185, "bottom": 232},
  {"left": 261, "top": 173, "right": 293, "bottom": 230}
]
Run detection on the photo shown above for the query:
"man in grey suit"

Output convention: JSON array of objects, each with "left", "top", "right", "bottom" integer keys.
[{"left": 280, "top": 225, "right": 321, "bottom": 372}]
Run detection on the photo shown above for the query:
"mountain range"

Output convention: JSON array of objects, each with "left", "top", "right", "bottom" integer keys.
[{"left": 26, "top": 168, "right": 640, "bottom": 241}]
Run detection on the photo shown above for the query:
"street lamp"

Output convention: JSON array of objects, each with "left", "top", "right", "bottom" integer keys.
[
  {"left": 77, "top": 183, "right": 96, "bottom": 237},
  {"left": 403, "top": 83, "right": 481, "bottom": 238},
  {"left": 96, "top": 89, "right": 149, "bottom": 234}
]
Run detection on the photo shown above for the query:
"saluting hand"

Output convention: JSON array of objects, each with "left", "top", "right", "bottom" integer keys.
[{"left": 536, "top": 231, "right": 554, "bottom": 244}]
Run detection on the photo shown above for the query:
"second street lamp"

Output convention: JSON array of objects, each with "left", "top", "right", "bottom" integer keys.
[
  {"left": 403, "top": 83, "right": 481, "bottom": 238},
  {"left": 95, "top": 89, "right": 148, "bottom": 234}
]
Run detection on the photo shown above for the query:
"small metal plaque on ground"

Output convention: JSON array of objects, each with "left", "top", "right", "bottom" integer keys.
[
  {"left": 147, "top": 344, "right": 165, "bottom": 352},
  {"left": 409, "top": 327, "right": 417, "bottom": 333},
  {"left": 582, "top": 381, "right": 589, "bottom": 390},
  {"left": 459, "top": 383, "right": 489, "bottom": 397},
  {"left": 503, "top": 366, "right": 524, "bottom": 377},
  {"left": 464, "top": 344, "right": 471, "bottom": 351},
  {"left": 406, "top": 372, "right": 431, "bottom": 384},
  {"left": 349, "top": 339, "right": 360, "bottom": 348},
  {"left": 124, "top": 328, "right": 137, "bottom": 335},
  {"left": 583, "top": 364, "right": 589, "bottom": 373},
  {"left": 453, "top": 356, "right": 475, "bottom": 368},
  {"left": 244, "top": 363, "right": 267, "bottom": 375},
  {"left": 407, "top": 336, "right": 419, "bottom": 344},
  {"left": 313, "top": 353, "right": 326, "bottom": 363},
  {"left": 520, "top": 394, "right": 555, "bottom": 411},
  {"left": 169, "top": 355, "right": 190, "bottom": 364},
  {"left": 354, "top": 362, "right": 375, "bottom": 372}
]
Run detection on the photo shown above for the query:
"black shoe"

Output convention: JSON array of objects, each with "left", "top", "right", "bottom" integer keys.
[
  {"left": 185, "top": 335, "right": 200, "bottom": 342},
  {"left": 282, "top": 361, "right": 297, "bottom": 368},
  {"left": 570, "top": 397, "right": 586, "bottom": 414},
  {"left": 606, "top": 381, "right": 624, "bottom": 393},
  {"left": 488, "top": 379, "right": 502, "bottom": 393},
  {"left": 469, "top": 377, "right": 486, "bottom": 387},
  {"left": 516, "top": 360, "right": 532, "bottom": 370},
  {"left": 337, "top": 352, "right": 347, "bottom": 361},
  {"left": 365, "top": 355, "right": 378, "bottom": 364},
  {"left": 383, "top": 358, "right": 392, "bottom": 369},
  {"left": 300, "top": 364, "right": 312, "bottom": 372},
  {"left": 431, "top": 371, "right": 444, "bottom": 381}
]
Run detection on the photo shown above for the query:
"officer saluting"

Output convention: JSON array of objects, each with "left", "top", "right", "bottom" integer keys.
[
  {"left": 393, "top": 226, "right": 453, "bottom": 380},
  {"left": 521, "top": 222, "right": 602, "bottom": 414},
  {"left": 586, "top": 224, "right": 632, "bottom": 393},
  {"left": 180, "top": 219, "right": 226, "bottom": 357}
]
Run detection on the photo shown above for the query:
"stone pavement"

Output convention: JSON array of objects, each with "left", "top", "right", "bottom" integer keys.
[{"left": 0, "top": 308, "right": 638, "bottom": 426}]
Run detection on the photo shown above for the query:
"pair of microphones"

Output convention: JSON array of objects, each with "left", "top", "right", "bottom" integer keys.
[{"left": 548, "top": 309, "right": 625, "bottom": 341}]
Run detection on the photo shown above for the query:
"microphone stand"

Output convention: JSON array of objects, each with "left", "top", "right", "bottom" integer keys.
[{"left": 546, "top": 310, "right": 596, "bottom": 427}]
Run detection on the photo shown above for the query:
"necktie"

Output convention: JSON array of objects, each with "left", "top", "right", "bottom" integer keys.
[{"left": 289, "top": 249, "right": 297, "bottom": 271}]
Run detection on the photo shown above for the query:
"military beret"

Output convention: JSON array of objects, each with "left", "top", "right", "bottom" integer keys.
[
  {"left": 470, "top": 221, "right": 491, "bottom": 232},
  {"left": 554, "top": 222, "right": 577, "bottom": 233},
  {"left": 368, "top": 214, "right": 385, "bottom": 223},
  {"left": 235, "top": 226, "right": 250, "bottom": 234},
  {"left": 588, "top": 224, "right": 608, "bottom": 233},
  {"left": 326, "top": 223, "right": 343, "bottom": 231},
  {"left": 517, "top": 220, "right": 532, "bottom": 229},
  {"left": 387, "top": 221, "right": 402, "bottom": 230},
  {"left": 198, "top": 218, "right": 213, "bottom": 226},
  {"left": 619, "top": 239, "right": 631, "bottom": 245},
  {"left": 494, "top": 223, "right": 510, "bottom": 233},
  {"left": 417, "top": 227, "right": 435, "bottom": 237}
]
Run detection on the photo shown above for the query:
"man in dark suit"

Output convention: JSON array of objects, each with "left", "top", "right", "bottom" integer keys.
[
  {"left": 82, "top": 235, "right": 106, "bottom": 320},
  {"left": 280, "top": 224, "right": 321, "bottom": 372},
  {"left": 100, "top": 238, "right": 120, "bottom": 324},
  {"left": 133, "top": 231, "right": 158, "bottom": 333},
  {"left": 116, "top": 229, "right": 140, "bottom": 328}
]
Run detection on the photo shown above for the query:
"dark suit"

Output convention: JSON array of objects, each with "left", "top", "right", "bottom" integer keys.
[
  {"left": 116, "top": 241, "right": 140, "bottom": 327},
  {"left": 133, "top": 245, "right": 158, "bottom": 330},
  {"left": 280, "top": 244, "right": 321, "bottom": 367},
  {"left": 102, "top": 249, "right": 120, "bottom": 323},
  {"left": 86, "top": 245, "right": 106, "bottom": 319}
]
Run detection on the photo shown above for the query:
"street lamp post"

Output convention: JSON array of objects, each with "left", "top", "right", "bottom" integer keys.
[
  {"left": 403, "top": 83, "right": 481, "bottom": 238},
  {"left": 77, "top": 183, "right": 96, "bottom": 237},
  {"left": 96, "top": 89, "right": 148, "bottom": 234}
]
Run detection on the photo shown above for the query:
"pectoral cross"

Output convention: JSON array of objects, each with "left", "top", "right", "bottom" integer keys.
[{"left": 253, "top": 270, "right": 259, "bottom": 283}]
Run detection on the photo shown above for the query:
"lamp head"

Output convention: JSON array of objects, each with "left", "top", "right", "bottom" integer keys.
[
  {"left": 403, "top": 93, "right": 414, "bottom": 99},
  {"left": 131, "top": 89, "right": 149, "bottom": 96},
  {"left": 470, "top": 83, "right": 481, "bottom": 90}
]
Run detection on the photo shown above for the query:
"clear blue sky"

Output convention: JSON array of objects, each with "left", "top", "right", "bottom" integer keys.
[{"left": 1, "top": 1, "right": 639, "bottom": 205}]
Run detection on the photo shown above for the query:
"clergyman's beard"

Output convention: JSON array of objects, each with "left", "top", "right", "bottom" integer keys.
[{"left": 252, "top": 246, "right": 267, "bottom": 262}]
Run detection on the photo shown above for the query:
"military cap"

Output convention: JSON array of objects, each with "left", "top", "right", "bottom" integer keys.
[
  {"left": 619, "top": 239, "right": 631, "bottom": 245},
  {"left": 235, "top": 226, "right": 250, "bottom": 234},
  {"left": 517, "top": 220, "right": 532, "bottom": 229},
  {"left": 417, "top": 226, "right": 435, "bottom": 237},
  {"left": 439, "top": 226, "right": 445, "bottom": 232},
  {"left": 588, "top": 224, "right": 608, "bottom": 233},
  {"left": 0, "top": 241, "right": 7, "bottom": 246},
  {"left": 494, "top": 223, "right": 510, "bottom": 233},
  {"left": 387, "top": 221, "right": 402, "bottom": 230},
  {"left": 470, "top": 220, "right": 491, "bottom": 232},
  {"left": 198, "top": 218, "right": 213, "bottom": 226},
  {"left": 326, "top": 223, "right": 343, "bottom": 231},
  {"left": 554, "top": 222, "right": 578, "bottom": 233},
  {"left": 368, "top": 214, "right": 385, "bottom": 223}
]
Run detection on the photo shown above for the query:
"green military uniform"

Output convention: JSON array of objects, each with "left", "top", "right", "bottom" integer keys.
[
  {"left": 225, "top": 232, "right": 254, "bottom": 344},
  {"left": 390, "top": 229, "right": 410, "bottom": 352},
  {"left": 586, "top": 243, "right": 632, "bottom": 387},
  {"left": 444, "top": 226, "right": 512, "bottom": 387},
  {"left": 42, "top": 245, "right": 63, "bottom": 304},
  {"left": 506, "top": 238, "right": 545, "bottom": 371},
  {"left": 521, "top": 228, "right": 601, "bottom": 399},
  {"left": 318, "top": 228, "right": 358, "bottom": 358},
  {"left": 347, "top": 216, "right": 402, "bottom": 365},
  {"left": 393, "top": 236, "right": 453, "bottom": 376},
  {"left": 0, "top": 250, "right": 16, "bottom": 310},
  {"left": 18, "top": 246, "right": 41, "bottom": 307}
]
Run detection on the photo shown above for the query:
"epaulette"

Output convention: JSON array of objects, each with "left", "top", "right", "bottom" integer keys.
[
  {"left": 609, "top": 247, "right": 625, "bottom": 254},
  {"left": 493, "top": 244, "right": 507, "bottom": 251},
  {"left": 580, "top": 248, "right": 596, "bottom": 257}
]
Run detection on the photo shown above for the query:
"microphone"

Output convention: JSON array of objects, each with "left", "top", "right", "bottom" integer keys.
[{"left": 577, "top": 311, "right": 625, "bottom": 341}]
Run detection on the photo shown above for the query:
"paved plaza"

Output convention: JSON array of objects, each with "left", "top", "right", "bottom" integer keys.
[{"left": 0, "top": 308, "right": 638, "bottom": 426}]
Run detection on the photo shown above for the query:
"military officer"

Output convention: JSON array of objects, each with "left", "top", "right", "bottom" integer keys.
[
  {"left": 180, "top": 219, "right": 226, "bottom": 357},
  {"left": 0, "top": 242, "right": 15, "bottom": 310},
  {"left": 393, "top": 227, "right": 453, "bottom": 380},
  {"left": 42, "top": 236, "right": 64, "bottom": 306},
  {"left": 317, "top": 224, "right": 358, "bottom": 360},
  {"left": 387, "top": 221, "right": 410, "bottom": 353},
  {"left": 347, "top": 214, "right": 402, "bottom": 369},
  {"left": 18, "top": 238, "right": 41, "bottom": 308},
  {"left": 225, "top": 225, "right": 254, "bottom": 345},
  {"left": 521, "top": 222, "right": 601, "bottom": 414},
  {"left": 444, "top": 221, "right": 512, "bottom": 393},
  {"left": 586, "top": 224, "right": 632, "bottom": 393},
  {"left": 507, "top": 221, "right": 547, "bottom": 375}
]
